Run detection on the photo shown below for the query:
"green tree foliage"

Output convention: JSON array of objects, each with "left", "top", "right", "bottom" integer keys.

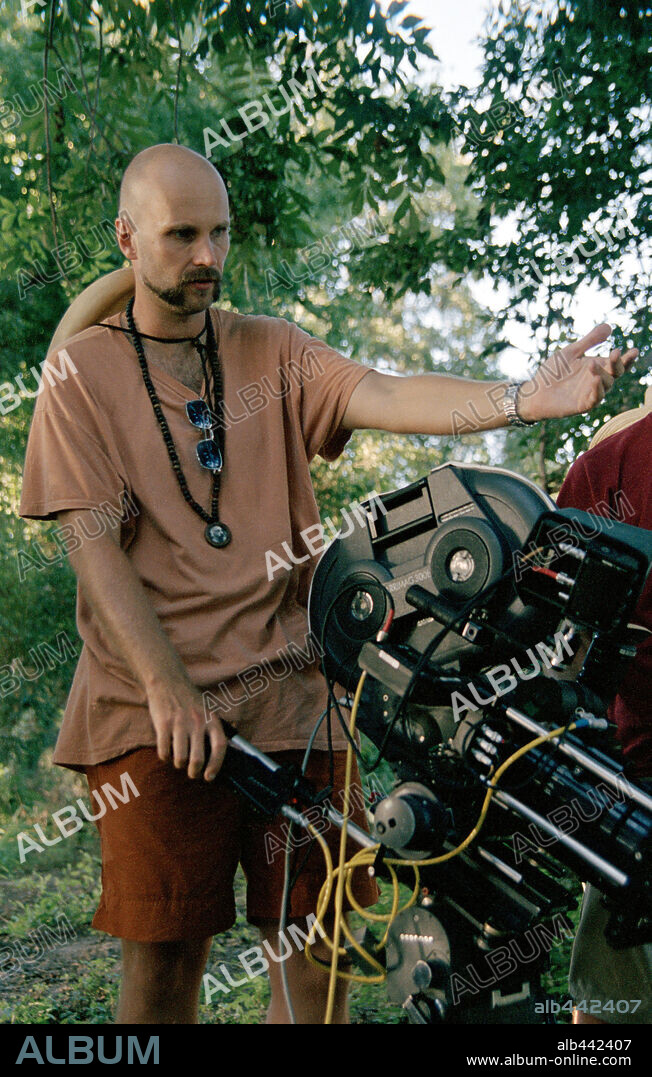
[
  {"left": 1, "top": 0, "right": 447, "bottom": 305},
  {"left": 441, "top": 0, "right": 651, "bottom": 491}
]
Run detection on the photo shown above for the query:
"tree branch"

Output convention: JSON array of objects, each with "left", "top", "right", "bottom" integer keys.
[
  {"left": 166, "top": 0, "right": 183, "bottom": 143},
  {"left": 537, "top": 279, "right": 554, "bottom": 495},
  {"left": 49, "top": 39, "right": 126, "bottom": 160},
  {"left": 84, "top": 10, "right": 103, "bottom": 183},
  {"left": 43, "top": 0, "right": 70, "bottom": 287},
  {"left": 62, "top": 0, "right": 129, "bottom": 155}
]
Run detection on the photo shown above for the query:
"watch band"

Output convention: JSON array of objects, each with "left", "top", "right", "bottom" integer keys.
[{"left": 502, "top": 382, "right": 537, "bottom": 427}]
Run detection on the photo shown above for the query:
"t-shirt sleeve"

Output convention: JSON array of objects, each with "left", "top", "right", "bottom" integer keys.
[
  {"left": 286, "top": 322, "right": 373, "bottom": 462},
  {"left": 18, "top": 344, "right": 133, "bottom": 527}
]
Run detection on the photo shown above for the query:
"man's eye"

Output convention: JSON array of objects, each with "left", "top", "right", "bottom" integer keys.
[{"left": 172, "top": 227, "right": 228, "bottom": 239}]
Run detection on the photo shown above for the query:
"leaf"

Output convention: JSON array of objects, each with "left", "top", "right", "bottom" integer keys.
[
  {"left": 401, "top": 16, "right": 424, "bottom": 31},
  {"left": 393, "top": 195, "right": 411, "bottom": 224}
]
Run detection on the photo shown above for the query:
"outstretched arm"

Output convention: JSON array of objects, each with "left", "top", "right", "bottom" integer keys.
[
  {"left": 342, "top": 323, "right": 637, "bottom": 435},
  {"left": 48, "top": 267, "right": 135, "bottom": 352}
]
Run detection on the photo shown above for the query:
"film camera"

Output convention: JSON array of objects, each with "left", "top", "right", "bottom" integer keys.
[{"left": 307, "top": 463, "right": 652, "bottom": 1023}]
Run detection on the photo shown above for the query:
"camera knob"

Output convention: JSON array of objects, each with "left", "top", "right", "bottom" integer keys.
[{"left": 412, "top": 958, "right": 449, "bottom": 992}]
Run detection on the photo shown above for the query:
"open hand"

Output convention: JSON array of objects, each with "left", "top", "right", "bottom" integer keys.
[{"left": 517, "top": 323, "right": 638, "bottom": 422}]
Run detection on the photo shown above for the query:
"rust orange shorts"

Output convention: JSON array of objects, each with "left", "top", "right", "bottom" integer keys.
[{"left": 84, "top": 747, "right": 379, "bottom": 942}]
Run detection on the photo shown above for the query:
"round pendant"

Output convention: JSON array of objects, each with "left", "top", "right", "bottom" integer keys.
[{"left": 205, "top": 521, "right": 231, "bottom": 548}]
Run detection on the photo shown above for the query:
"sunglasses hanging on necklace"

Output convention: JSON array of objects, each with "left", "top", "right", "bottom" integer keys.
[{"left": 124, "top": 296, "right": 232, "bottom": 548}]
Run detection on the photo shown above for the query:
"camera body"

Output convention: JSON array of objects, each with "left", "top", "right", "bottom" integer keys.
[{"left": 308, "top": 463, "right": 652, "bottom": 1023}]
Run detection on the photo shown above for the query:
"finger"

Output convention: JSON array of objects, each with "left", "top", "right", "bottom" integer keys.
[
  {"left": 187, "top": 726, "right": 206, "bottom": 780},
  {"left": 607, "top": 347, "right": 624, "bottom": 378},
  {"left": 156, "top": 722, "right": 172, "bottom": 763},
  {"left": 589, "top": 357, "right": 615, "bottom": 392},
  {"left": 204, "top": 721, "right": 228, "bottom": 781},
  {"left": 172, "top": 725, "right": 189, "bottom": 769},
  {"left": 590, "top": 346, "right": 637, "bottom": 378},
  {"left": 589, "top": 349, "right": 624, "bottom": 382},
  {"left": 566, "top": 322, "right": 612, "bottom": 359}
]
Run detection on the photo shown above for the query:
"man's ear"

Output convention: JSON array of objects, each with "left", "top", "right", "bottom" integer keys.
[{"left": 116, "top": 209, "right": 138, "bottom": 260}]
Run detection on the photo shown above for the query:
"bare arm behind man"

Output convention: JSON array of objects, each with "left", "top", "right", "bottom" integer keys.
[
  {"left": 48, "top": 268, "right": 135, "bottom": 352},
  {"left": 57, "top": 507, "right": 227, "bottom": 780}
]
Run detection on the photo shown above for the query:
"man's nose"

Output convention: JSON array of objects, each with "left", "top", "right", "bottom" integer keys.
[{"left": 191, "top": 236, "right": 221, "bottom": 266}]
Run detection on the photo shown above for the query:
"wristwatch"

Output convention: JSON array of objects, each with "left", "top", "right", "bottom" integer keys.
[{"left": 502, "top": 382, "right": 537, "bottom": 427}]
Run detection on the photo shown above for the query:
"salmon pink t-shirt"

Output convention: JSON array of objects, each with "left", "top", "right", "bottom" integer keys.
[{"left": 18, "top": 308, "right": 373, "bottom": 769}]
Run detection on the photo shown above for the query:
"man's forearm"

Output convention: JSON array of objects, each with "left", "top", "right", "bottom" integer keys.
[
  {"left": 343, "top": 371, "right": 513, "bottom": 435},
  {"left": 48, "top": 268, "right": 136, "bottom": 352},
  {"left": 61, "top": 516, "right": 227, "bottom": 779},
  {"left": 342, "top": 324, "right": 635, "bottom": 434},
  {"left": 392, "top": 373, "right": 513, "bottom": 434}
]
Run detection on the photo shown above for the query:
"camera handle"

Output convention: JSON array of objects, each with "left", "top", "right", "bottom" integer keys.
[{"left": 217, "top": 718, "right": 377, "bottom": 849}]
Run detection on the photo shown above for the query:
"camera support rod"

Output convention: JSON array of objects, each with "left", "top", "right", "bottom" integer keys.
[
  {"left": 491, "top": 788, "right": 629, "bottom": 888},
  {"left": 503, "top": 706, "right": 652, "bottom": 815},
  {"left": 280, "top": 802, "right": 378, "bottom": 849},
  {"left": 227, "top": 727, "right": 377, "bottom": 850}
]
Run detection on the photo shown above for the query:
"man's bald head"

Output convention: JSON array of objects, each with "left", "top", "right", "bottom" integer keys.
[
  {"left": 116, "top": 143, "right": 231, "bottom": 319},
  {"left": 118, "top": 143, "right": 227, "bottom": 229}
]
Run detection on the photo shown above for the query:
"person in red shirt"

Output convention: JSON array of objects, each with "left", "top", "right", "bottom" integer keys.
[{"left": 556, "top": 390, "right": 652, "bottom": 1025}]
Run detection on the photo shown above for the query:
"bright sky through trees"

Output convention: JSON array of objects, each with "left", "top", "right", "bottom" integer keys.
[{"left": 380, "top": 0, "right": 647, "bottom": 382}]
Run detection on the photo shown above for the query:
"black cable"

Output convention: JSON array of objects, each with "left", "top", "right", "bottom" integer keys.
[
  {"left": 325, "top": 653, "right": 367, "bottom": 765},
  {"left": 281, "top": 701, "right": 335, "bottom": 904},
  {"left": 325, "top": 690, "right": 335, "bottom": 791},
  {"left": 278, "top": 701, "right": 331, "bottom": 961},
  {"left": 286, "top": 829, "right": 322, "bottom": 895},
  {"left": 285, "top": 689, "right": 369, "bottom": 904},
  {"left": 279, "top": 698, "right": 343, "bottom": 935}
]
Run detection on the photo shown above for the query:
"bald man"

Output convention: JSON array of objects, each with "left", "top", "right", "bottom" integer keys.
[{"left": 19, "top": 143, "right": 638, "bottom": 1025}]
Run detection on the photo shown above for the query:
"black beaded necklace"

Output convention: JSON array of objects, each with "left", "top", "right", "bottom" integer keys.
[{"left": 121, "top": 296, "right": 231, "bottom": 548}]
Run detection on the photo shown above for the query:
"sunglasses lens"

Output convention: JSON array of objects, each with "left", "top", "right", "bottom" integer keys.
[
  {"left": 197, "top": 440, "right": 223, "bottom": 471},
  {"left": 186, "top": 400, "right": 213, "bottom": 429}
]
